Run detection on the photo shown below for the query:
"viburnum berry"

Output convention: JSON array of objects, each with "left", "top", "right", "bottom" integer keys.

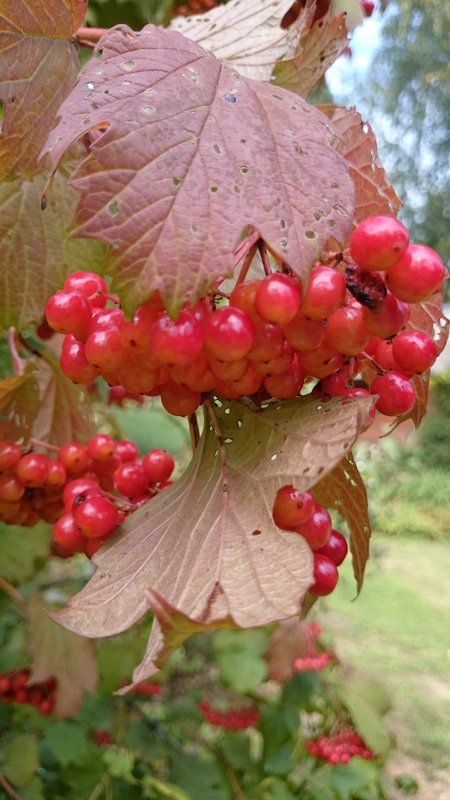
[
  {"left": 306, "top": 730, "right": 374, "bottom": 764},
  {"left": 45, "top": 290, "right": 92, "bottom": 341},
  {"left": 59, "top": 442, "right": 90, "bottom": 474},
  {"left": 16, "top": 453, "right": 49, "bottom": 487},
  {"left": 309, "top": 553, "right": 339, "bottom": 595},
  {"left": 350, "top": 215, "right": 409, "bottom": 271},
  {"left": 142, "top": 450, "right": 175, "bottom": 484},
  {"left": 300, "top": 345, "right": 344, "bottom": 379},
  {"left": 0, "top": 473, "right": 26, "bottom": 502},
  {"left": 60, "top": 335, "right": 99, "bottom": 385},
  {"left": 301, "top": 266, "right": 346, "bottom": 320},
  {"left": 264, "top": 357, "right": 304, "bottom": 399},
  {"left": 113, "top": 462, "right": 149, "bottom": 497},
  {"left": 229, "top": 280, "right": 260, "bottom": 321},
  {"left": 370, "top": 371, "right": 416, "bottom": 417},
  {"left": 85, "top": 326, "right": 130, "bottom": 372},
  {"left": 316, "top": 529, "right": 348, "bottom": 566},
  {"left": 392, "top": 330, "right": 438, "bottom": 374},
  {"left": 254, "top": 273, "right": 302, "bottom": 325},
  {"left": 209, "top": 356, "right": 248, "bottom": 382},
  {"left": 296, "top": 504, "right": 332, "bottom": 550},
  {"left": 74, "top": 494, "right": 120, "bottom": 539},
  {"left": 149, "top": 309, "right": 204, "bottom": 365},
  {"left": 115, "top": 439, "right": 140, "bottom": 462},
  {"left": 362, "top": 291, "right": 410, "bottom": 339},
  {"left": 273, "top": 486, "right": 314, "bottom": 530},
  {"left": 373, "top": 339, "right": 398, "bottom": 371},
  {"left": 282, "top": 310, "right": 326, "bottom": 351},
  {"left": 63, "top": 478, "right": 101, "bottom": 510},
  {"left": 248, "top": 320, "right": 284, "bottom": 361},
  {"left": 63, "top": 271, "right": 108, "bottom": 307},
  {"left": 252, "top": 341, "right": 294, "bottom": 377},
  {"left": 160, "top": 382, "right": 202, "bottom": 416},
  {"left": 53, "top": 513, "right": 86, "bottom": 552},
  {"left": 0, "top": 440, "right": 22, "bottom": 471},
  {"left": 325, "top": 303, "right": 370, "bottom": 356},
  {"left": 293, "top": 652, "right": 333, "bottom": 672},
  {"left": 87, "top": 434, "right": 116, "bottom": 463},
  {"left": 202, "top": 306, "right": 255, "bottom": 361},
  {"left": 45, "top": 460, "right": 67, "bottom": 489},
  {"left": 386, "top": 244, "right": 447, "bottom": 302}
]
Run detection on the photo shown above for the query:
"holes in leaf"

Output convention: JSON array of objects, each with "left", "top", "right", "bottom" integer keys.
[
  {"left": 305, "top": 230, "right": 317, "bottom": 240},
  {"left": 94, "top": 48, "right": 103, "bottom": 58},
  {"left": 332, "top": 203, "right": 347, "bottom": 216},
  {"left": 280, "top": 239, "right": 288, "bottom": 249},
  {"left": 142, "top": 106, "right": 156, "bottom": 115},
  {"left": 223, "top": 93, "right": 237, "bottom": 104},
  {"left": 224, "top": 438, "right": 233, "bottom": 444},
  {"left": 107, "top": 200, "right": 120, "bottom": 217},
  {"left": 210, "top": 186, "right": 218, "bottom": 193},
  {"left": 237, "top": 419, "right": 243, "bottom": 428},
  {"left": 213, "top": 144, "right": 222, "bottom": 154},
  {"left": 270, "top": 453, "right": 278, "bottom": 461},
  {"left": 314, "top": 211, "right": 324, "bottom": 221},
  {"left": 121, "top": 60, "right": 136, "bottom": 71},
  {"left": 252, "top": 530, "right": 262, "bottom": 536},
  {"left": 86, "top": 82, "right": 95, "bottom": 90},
  {"left": 240, "top": 166, "right": 249, "bottom": 174},
  {"left": 172, "top": 177, "right": 182, "bottom": 187},
  {"left": 280, "top": 219, "right": 287, "bottom": 230}
]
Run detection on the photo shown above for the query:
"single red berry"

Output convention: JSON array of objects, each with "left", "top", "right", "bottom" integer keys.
[
  {"left": 392, "top": 330, "right": 438, "bottom": 374},
  {"left": 74, "top": 494, "right": 120, "bottom": 539},
  {"left": 386, "top": 244, "right": 447, "bottom": 302},
  {"left": 115, "top": 440, "right": 139, "bottom": 462},
  {"left": 63, "top": 271, "right": 108, "bottom": 307},
  {"left": 16, "top": 453, "right": 49, "bottom": 487},
  {"left": 309, "top": 554, "right": 339, "bottom": 596},
  {"left": 87, "top": 434, "right": 116, "bottom": 463},
  {"left": 283, "top": 311, "right": 326, "bottom": 351},
  {"left": 142, "top": 450, "right": 175, "bottom": 484},
  {"left": 59, "top": 442, "right": 90, "bottom": 474},
  {"left": 350, "top": 215, "right": 409, "bottom": 271},
  {"left": 301, "top": 266, "right": 346, "bottom": 319},
  {"left": 362, "top": 291, "right": 410, "bottom": 339},
  {"left": 370, "top": 371, "right": 416, "bottom": 416},
  {"left": 0, "top": 441, "right": 22, "bottom": 472},
  {"left": 113, "top": 462, "right": 149, "bottom": 497},
  {"left": 63, "top": 477, "right": 101, "bottom": 510},
  {"left": 85, "top": 326, "right": 130, "bottom": 372},
  {"left": 273, "top": 486, "right": 314, "bottom": 530},
  {"left": 254, "top": 273, "right": 302, "bottom": 325},
  {"left": 325, "top": 304, "right": 370, "bottom": 355},
  {"left": 45, "top": 290, "right": 92, "bottom": 341},
  {"left": 149, "top": 309, "right": 204, "bottom": 365},
  {"left": 60, "top": 335, "right": 99, "bottom": 385},
  {"left": 53, "top": 513, "right": 86, "bottom": 553},
  {"left": 264, "top": 357, "right": 305, "bottom": 399},
  {"left": 296, "top": 503, "right": 332, "bottom": 550},
  {"left": 316, "top": 529, "right": 348, "bottom": 566},
  {"left": 160, "top": 382, "right": 202, "bottom": 416},
  {"left": 203, "top": 306, "right": 255, "bottom": 361},
  {"left": 248, "top": 319, "right": 284, "bottom": 361},
  {"left": 229, "top": 280, "right": 260, "bottom": 321}
]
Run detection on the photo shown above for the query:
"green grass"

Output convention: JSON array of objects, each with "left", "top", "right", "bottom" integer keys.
[{"left": 321, "top": 537, "right": 450, "bottom": 772}]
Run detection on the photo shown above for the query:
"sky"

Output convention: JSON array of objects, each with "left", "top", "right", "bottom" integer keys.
[{"left": 326, "top": 6, "right": 384, "bottom": 100}]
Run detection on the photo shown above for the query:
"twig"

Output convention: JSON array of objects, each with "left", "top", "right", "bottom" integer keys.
[
  {"left": 29, "top": 438, "right": 59, "bottom": 453},
  {"left": 233, "top": 227, "right": 260, "bottom": 268},
  {"left": 0, "top": 577, "right": 27, "bottom": 614},
  {"left": 188, "top": 413, "right": 200, "bottom": 452},
  {"left": 87, "top": 780, "right": 105, "bottom": 800},
  {"left": 258, "top": 242, "right": 273, "bottom": 276},
  {"left": 235, "top": 243, "right": 258, "bottom": 287},
  {"left": 204, "top": 742, "right": 246, "bottom": 800},
  {"left": 7, "top": 329, "right": 25, "bottom": 376},
  {"left": 0, "top": 773, "right": 24, "bottom": 800},
  {"left": 74, "top": 27, "right": 108, "bottom": 41}
]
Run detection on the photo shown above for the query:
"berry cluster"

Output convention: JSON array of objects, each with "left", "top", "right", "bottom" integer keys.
[
  {"left": 0, "top": 669, "right": 57, "bottom": 716},
  {"left": 173, "top": 0, "right": 220, "bottom": 17},
  {"left": 293, "top": 652, "right": 334, "bottom": 673},
  {"left": 44, "top": 217, "right": 446, "bottom": 420},
  {"left": 128, "top": 681, "right": 163, "bottom": 697},
  {"left": 199, "top": 700, "right": 259, "bottom": 730},
  {"left": 0, "top": 437, "right": 175, "bottom": 558},
  {"left": 272, "top": 485, "right": 348, "bottom": 596},
  {"left": 306, "top": 731, "right": 374, "bottom": 765}
]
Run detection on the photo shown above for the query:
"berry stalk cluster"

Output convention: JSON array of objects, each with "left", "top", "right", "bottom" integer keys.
[{"left": 44, "top": 216, "right": 446, "bottom": 419}]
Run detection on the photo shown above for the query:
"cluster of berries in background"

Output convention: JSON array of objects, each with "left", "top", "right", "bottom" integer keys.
[
  {"left": 199, "top": 699, "right": 260, "bottom": 730},
  {"left": 0, "top": 669, "right": 57, "bottom": 716},
  {"left": 43, "top": 215, "right": 446, "bottom": 420},
  {"left": 0, "top": 436, "right": 175, "bottom": 558},
  {"left": 272, "top": 484, "right": 348, "bottom": 597},
  {"left": 306, "top": 731, "right": 374, "bottom": 765}
]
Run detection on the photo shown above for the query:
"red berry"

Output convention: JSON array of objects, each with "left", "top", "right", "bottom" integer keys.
[
  {"left": 229, "top": 280, "right": 260, "bottom": 321},
  {"left": 370, "top": 371, "right": 416, "bottom": 416},
  {"left": 45, "top": 290, "right": 92, "bottom": 341},
  {"left": 301, "top": 266, "right": 346, "bottom": 319},
  {"left": 300, "top": 346, "right": 344, "bottom": 379},
  {"left": 203, "top": 307, "right": 255, "bottom": 361},
  {"left": 74, "top": 494, "right": 120, "bottom": 539},
  {"left": 87, "top": 434, "right": 116, "bottom": 463},
  {"left": 16, "top": 453, "right": 49, "bottom": 487},
  {"left": 296, "top": 503, "right": 332, "bottom": 550},
  {"left": 0, "top": 441, "right": 22, "bottom": 471},
  {"left": 362, "top": 291, "right": 410, "bottom": 339},
  {"left": 350, "top": 215, "right": 409, "bottom": 271},
  {"left": 264, "top": 357, "right": 304, "bottom": 399},
  {"left": 45, "top": 460, "right": 67, "bottom": 489},
  {"left": 392, "top": 330, "right": 438, "bottom": 374},
  {"left": 142, "top": 450, "right": 175, "bottom": 484},
  {"left": 59, "top": 442, "right": 90, "bottom": 474},
  {"left": 160, "top": 382, "right": 201, "bottom": 416},
  {"left": 63, "top": 478, "right": 100, "bottom": 510},
  {"left": 149, "top": 309, "right": 204, "bottom": 365},
  {"left": 53, "top": 513, "right": 86, "bottom": 552},
  {"left": 254, "top": 273, "right": 302, "bottom": 325},
  {"left": 115, "top": 440, "right": 139, "bottom": 462},
  {"left": 60, "top": 335, "right": 99, "bottom": 384},
  {"left": 113, "top": 462, "right": 149, "bottom": 497},
  {"left": 248, "top": 320, "right": 284, "bottom": 361},
  {"left": 316, "top": 529, "right": 348, "bottom": 566},
  {"left": 386, "top": 244, "right": 447, "bottom": 302},
  {"left": 326, "top": 304, "right": 370, "bottom": 355},
  {"left": 63, "top": 271, "right": 108, "bottom": 307},
  {"left": 310, "top": 554, "right": 339, "bottom": 595},
  {"left": 273, "top": 486, "right": 314, "bottom": 530},
  {"left": 283, "top": 311, "right": 326, "bottom": 351},
  {"left": 85, "top": 327, "right": 130, "bottom": 372}
]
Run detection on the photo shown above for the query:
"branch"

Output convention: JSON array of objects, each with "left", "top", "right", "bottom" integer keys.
[
  {"left": 0, "top": 774, "right": 24, "bottom": 800},
  {"left": 74, "top": 27, "right": 108, "bottom": 42}
]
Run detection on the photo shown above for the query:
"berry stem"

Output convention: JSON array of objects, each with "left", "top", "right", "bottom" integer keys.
[
  {"left": 8, "top": 329, "right": 26, "bottom": 376},
  {"left": 189, "top": 413, "right": 201, "bottom": 452},
  {"left": 233, "top": 227, "right": 260, "bottom": 268},
  {"left": 258, "top": 242, "right": 273, "bottom": 276},
  {"left": 29, "top": 438, "right": 59, "bottom": 453},
  {"left": 235, "top": 244, "right": 258, "bottom": 287}
]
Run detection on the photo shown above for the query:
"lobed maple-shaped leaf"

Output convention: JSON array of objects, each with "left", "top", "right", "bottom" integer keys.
[
  {"left": 170, "top": 0, "right": 302, "bottom": 82},
  {"left": 27, "top": 593, "right": 97, "bottom": 720},
  {"left": 42, "top": 24, "right": 354, "bottom": 315},
  {"left": 0, "top": 365, "right": 39, "bottom": 441},
  {"left": 314, "top": 451, "right": 371, "bottom": 592},
  {"left": 32, "top": 356, "right": 96, "bottom": 446},
  {"left": 0, "top": 0, "right": 87, "bottom": 180},
  {"left": 273, "top": 11, "right": 348, "bottom": 99},
  {"left": 0, "top": 171, "right": 107, "bottom": 333},
  {"left": 319, "top": 105, "right": 402, "bottom": 224},
  {"left": 52, "top": 394, "right": 371, "bottom": 684}
]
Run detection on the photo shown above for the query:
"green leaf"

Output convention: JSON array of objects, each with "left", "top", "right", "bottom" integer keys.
[
  {"left": 318, "top": 759, "right": 379, "bottom": 800},
  {"left": 334, "top": 683, "right": 392, "bottom": 758},
  {"left": 53, "top": 395, "right": 371, "bottom": 684},
  {"left": 45, "top": 721, "right": 89, "bottom": 766},
  {"left": 169, "top": 753, "right": 228, "bottom": 800},
  {"left": 0, "top": 172, "right": 107, "bottom": 333},
  {"left": 97, "top": 631, "right": 150, "bottom": 694},
  {"left": 61, "top": 751, "right": 105, "bottom": 800},
  {"left": 3, "top": 734, "right": 39, "bottom": 787},
  {"left": 102, "top": 747, "right": 136, "bottom": 783},
  {"left": 218, "top": 732, "right": 252, "bottom": 773},
  {"left": 213, "top": 629, "right": 268, "bottom": 692},
  {"left": 143, "top": 776, "right": 191, "bottom": 800},
  {"left": 256, "top": 777, "right": 297, "bottom": 800},
  {"left": 260, "top": 706, "right": 298, "bottom": 765},
  {"left": 0, "top": 522, "right": 50, "bottom": 583},
  {"left": 19, "top": 777, "right": 45, "bottom": 800},
  {"left": 281, "top": 671, "right": 320, "bottom": 711}
]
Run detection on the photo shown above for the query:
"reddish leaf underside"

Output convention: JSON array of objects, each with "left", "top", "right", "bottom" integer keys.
[
  {"left": 273, "top": 11, "right": 348, "bottom": 99},
  {"left": 42, "top": 24, "right": 354, "bottom": 315},
  {"left": 0, "top": 366, "right": 39, "bottom": 441},
  {"left": 314, "top": 451, "right": 371, "bottom": 592},
  {"left": 27, "top": 593, "right": 97, "bottom": 720},
  {"left": 52, "top": 394, "right": 372, "bottom": 684},
  {"left": 0, "top": 171, "right": 107, "bottom": 333},
  {"left": 319, "top": 104, "right": 402, "bottom": 224},
  {"left": 32, "top": 357, "right": 96, "bottom": 446},
  {"left": 0, "top": 0, "right": 86, "bottom": 180}
]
